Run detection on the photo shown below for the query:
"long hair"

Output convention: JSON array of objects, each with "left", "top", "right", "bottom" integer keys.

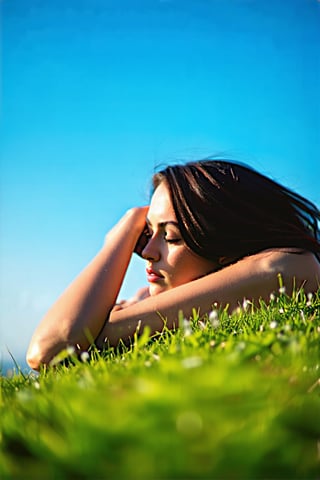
[{"left": 152, "top": 160, "right": 320, "bottom": 265}]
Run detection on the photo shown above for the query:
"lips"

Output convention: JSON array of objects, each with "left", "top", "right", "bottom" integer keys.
[{"left": 146, "top": 267, "right": 164, "bottom": 283}]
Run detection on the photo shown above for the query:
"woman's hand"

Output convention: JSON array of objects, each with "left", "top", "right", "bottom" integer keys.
[{"left": 104, "top": 206, "right": 149, "bottom": 249}]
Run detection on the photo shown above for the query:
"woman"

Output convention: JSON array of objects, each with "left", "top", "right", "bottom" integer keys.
[{"left": 27, "top": 160, "right": 320, "bottom": 369}]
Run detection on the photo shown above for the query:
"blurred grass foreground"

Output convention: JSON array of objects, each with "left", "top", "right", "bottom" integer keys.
[{"left": 1, "top": 288, "right": 320, "bottom": 479}]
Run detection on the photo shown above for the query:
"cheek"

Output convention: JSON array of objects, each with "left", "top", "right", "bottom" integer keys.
[
  {"left": 167, "top": 251, "right": 200, "bottom": 284},
  {"left": 167, "top": 248, "right": 216, "bottom": 286}
]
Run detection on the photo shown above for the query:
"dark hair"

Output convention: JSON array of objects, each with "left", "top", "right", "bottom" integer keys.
[{"left": 152, "top": 160, "right": 320, "bottom": 266}]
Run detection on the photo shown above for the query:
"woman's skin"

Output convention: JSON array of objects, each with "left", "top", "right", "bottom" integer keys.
[{"left": 27, "top": 182, "right": 320, "bottom": 370}]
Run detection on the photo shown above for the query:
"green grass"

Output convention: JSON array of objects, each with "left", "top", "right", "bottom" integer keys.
[{"left": 1, "top": 289, "right": 320, "bottom": 479}]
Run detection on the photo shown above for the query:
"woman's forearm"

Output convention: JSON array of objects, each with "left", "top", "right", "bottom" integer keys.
[
  {"left": 96, "top": 250, "right": 320, "bottom": 349},
  {"left": 27, "top": 207, "right": 148, "bottom": 369},
  {"left": 95, "top": 252, "right": 266, "bottom": 349}
]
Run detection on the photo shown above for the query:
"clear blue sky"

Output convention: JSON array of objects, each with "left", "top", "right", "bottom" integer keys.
[{"left": 1, "top": 0, "right": 319, "bottom": 369}]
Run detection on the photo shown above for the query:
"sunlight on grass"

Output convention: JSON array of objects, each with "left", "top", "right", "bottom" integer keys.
[{"left": 1, "top": 289, "right": 319, "bottom": 479}]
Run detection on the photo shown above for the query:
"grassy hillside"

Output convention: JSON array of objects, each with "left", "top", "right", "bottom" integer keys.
[{"left": 1, "top": 288, "right": 319, "bottom": 479}]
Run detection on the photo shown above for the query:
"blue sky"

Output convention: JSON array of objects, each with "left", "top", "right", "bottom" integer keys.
[{"left": 1, "top": 0, "right": 319, "bottom": 369}]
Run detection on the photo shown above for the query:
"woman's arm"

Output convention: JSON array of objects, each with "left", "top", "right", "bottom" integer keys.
[
  {"left": 96, "top": 250, "right": 320, "bottom": 348},
  {"left": 26, "top": 207, "right": 148, "bottom": 369}
]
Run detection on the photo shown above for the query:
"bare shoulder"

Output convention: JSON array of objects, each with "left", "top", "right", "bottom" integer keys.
[{"left": 250, "top": 249, "right": 320, "bottom": 293}]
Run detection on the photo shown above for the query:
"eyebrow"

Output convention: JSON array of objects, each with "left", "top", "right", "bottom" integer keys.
[{"left": 146, "top": 218, "right": 180, "bottom": 229}]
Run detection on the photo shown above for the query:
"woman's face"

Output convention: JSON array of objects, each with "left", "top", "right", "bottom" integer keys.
[{"left": 142, "top": 181, "right": 218, "bottom": 296}]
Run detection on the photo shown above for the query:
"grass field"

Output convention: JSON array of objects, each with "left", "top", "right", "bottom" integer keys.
[{"left": 1, "top": 288, "right": 320, "bottom": 479}]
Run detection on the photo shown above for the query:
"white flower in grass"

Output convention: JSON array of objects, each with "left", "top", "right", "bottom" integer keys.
[
  {"left": 278, "top": 308, "right": 284, "bottom": 314},
  {"left": 198, "top": 321, "right": 206, "bottom": 331},
  {"left": 270, "top": 321, "right": 278, "bottom": 329},
  {"left": 242, "top": 298, "right": 250, "bottom": 311},
  {"left": 306, "top": 293, "right": 313, "bottom": 307},
  {"left": 279, "top": 286, "right": 286, "bottom": 295},
  {"left": 209, "top": 309, "right": 218, "bottom": 320},
  {"left": 66, "top": 346, "right": 75, "bottom": 356},
  {"left": 182, "top": 319, "right": 192, "bottom": 336},
  {"left": 269, "top": 293, "right": 276, "bottom": 302},
  {"left": 300, "top": 310, "right": 306, "bottom": 323},
  {"left": 209, "top": 309, "right": 220, "bottom": 329},
  {"left": 80, "top": 351, "right": 90, "bottom": 363}
]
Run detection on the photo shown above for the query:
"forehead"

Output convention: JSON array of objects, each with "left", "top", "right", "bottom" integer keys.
[{"left": 148, "top": 182, "right": 177, "bottom": 222}]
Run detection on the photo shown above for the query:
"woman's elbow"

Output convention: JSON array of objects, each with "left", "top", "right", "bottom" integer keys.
[
  {"left": 26, "top": 337, "right": 61, "bottom": 371},
  {"left": 26, "top": 341, "right": 45, "bottom": 371}
]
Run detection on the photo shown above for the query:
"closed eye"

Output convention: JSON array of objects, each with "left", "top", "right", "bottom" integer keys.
[{"left": 165, "top": 238, "right": 182, "bottom": 244}]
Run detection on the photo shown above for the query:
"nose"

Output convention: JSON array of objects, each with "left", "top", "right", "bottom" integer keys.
[{"left": 141, "top": 235, "right": 161, "bottom": 262}]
